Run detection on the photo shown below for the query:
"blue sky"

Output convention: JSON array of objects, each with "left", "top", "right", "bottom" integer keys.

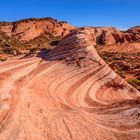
[{"left": 0, "top": 0, "right": 140, "bottom": 29}]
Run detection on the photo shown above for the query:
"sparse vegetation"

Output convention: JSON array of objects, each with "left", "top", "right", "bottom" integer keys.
[
  {"left": 0, "top": 31, "right": 62, "bottom": 57},
  {"left": 50, "top": 37, "right": 61, "bottom": 46},
  {"left": 130, "top": 78, "right": 140, "bottom": 85},
  {"left": 0, "top": 58, "right": 7, "bottom": 62},
  {"left": 99, "top": 51, "right": 140, "bottom": 91},
  {"left": 128, "top": 78, "right": 140, "bottom": 88},
  {"left": 0, "top": 31, "right": 22, "bottom": 55}
]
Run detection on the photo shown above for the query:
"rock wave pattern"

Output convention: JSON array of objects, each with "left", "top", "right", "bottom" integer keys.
[{"left": 0, "top": 27, "right": 140, "bottom": 140}]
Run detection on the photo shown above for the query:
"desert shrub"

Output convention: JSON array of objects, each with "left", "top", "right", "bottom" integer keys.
[
  {"left": 0, "top": 58, "right": 7, "bottom": 62},
  {"left": 0, "top": 50, "right": 4, "bottom": 54},
  {"left": 50, "top": 40, "right": 60, "bottom": 46},
  {"left": 128, "top": 78, "right": 140, "bottom": 89},
  {"left": 49, "top": 35, "right": 61, "bottom": 47},
  {"left": 129, "top": 79, "right": 140, "bottom": 85},
  {"left": 0, "top": 31, "right": 22, "bottom": 55}
]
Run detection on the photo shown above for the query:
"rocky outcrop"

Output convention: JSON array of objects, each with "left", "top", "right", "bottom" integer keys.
[
  {"left": 0, "top": 27, "right": 140, "bottom": 140},
  {"left": 0, "top": 18, "right": 75, "bottom": 42},
  {"left": 102, "top": 30, "right": 116, "bottom": 45},
  {"left": 78, "top": 26, "right": 140, "bottom": 45},
  {"left": 127, "top": 26, "right": 140, "bottom": 33}
]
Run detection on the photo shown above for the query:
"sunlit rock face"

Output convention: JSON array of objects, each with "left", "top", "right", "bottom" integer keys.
[
  {"left": 0, "top": 27, "right": 140, "bottom": 140},
  {"left": 80, "top": 26, "right": 140, "bottom": 45},
  {"left": 0, "top": 18, "right": 75, "bottom": 41}
]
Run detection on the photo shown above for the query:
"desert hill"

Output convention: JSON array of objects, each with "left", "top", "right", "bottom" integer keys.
[
  {"left": 0, "top": 17, "right": 75, "bottom": 41},
  {"left": 0, "top": 18, "right": 75, "bottom": 57}
]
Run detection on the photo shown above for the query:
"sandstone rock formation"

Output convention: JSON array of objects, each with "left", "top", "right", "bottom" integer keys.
[
  {"left": 82, "top": 26, "right": 140, "bottom": 45},
  {"left": 0, "top": 27, "right": 140, "bottom": 140},
  {"left": 0, "top": 18, "right": 76, "bottom": 57},
  {"left": 0, "top": 18, "right": 75, "bottom": 42}
]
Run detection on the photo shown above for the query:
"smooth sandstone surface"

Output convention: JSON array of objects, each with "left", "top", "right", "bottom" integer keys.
[{"left": 0, "top": 27, "right": 140, "bottom": 140}]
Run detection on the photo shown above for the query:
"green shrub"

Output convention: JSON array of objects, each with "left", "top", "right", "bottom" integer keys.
[
  {"left": 128, "top": 78, "right": 140, "bottom": 87},
  {"left": 128, "top": 79, "right": 140, "bottom": 91},
  {"left": 0, "top": 58, "right": 7, "bottom": 62}
]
